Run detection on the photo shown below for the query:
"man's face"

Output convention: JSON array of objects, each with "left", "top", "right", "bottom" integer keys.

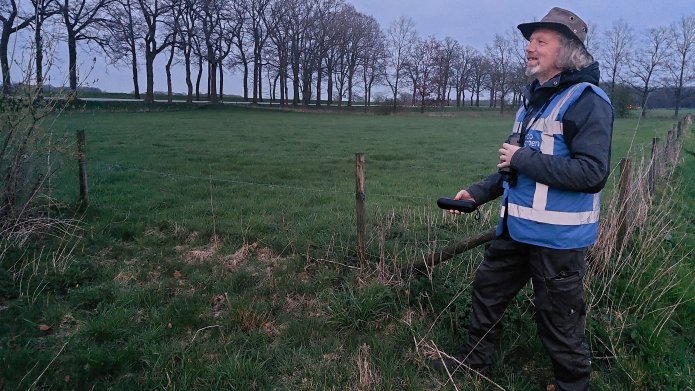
[{"left": 525, "top": 28, "right": 563, "bottom": 84}]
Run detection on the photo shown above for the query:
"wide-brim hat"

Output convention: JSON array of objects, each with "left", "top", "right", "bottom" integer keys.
[{"left": 517, "top": 7, "right": 587, "bottom": 46}]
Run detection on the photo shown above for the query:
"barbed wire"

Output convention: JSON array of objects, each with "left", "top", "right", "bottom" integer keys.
[{"left": 86, "top": 158, "right": 440, "bottom": 202}]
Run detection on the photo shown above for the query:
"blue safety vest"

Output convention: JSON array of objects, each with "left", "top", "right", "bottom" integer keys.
[{"left": 497, "top": 82, "right": 611, "bottom": 249}]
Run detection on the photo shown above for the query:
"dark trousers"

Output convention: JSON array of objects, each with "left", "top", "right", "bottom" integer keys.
[{"left": 461, "top": 236, "right": 591, "bottom": 391}]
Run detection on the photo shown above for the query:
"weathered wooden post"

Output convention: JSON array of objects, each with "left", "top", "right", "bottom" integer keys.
[
  {"left": 77, "top": 129, "right": 89, "bottom": 205},
  {"left": 648, "top": 138, "right": 660, "bottom": 193},
  {"left": 616, "top": 158, "right": 631, "bottom": 248},
  {"left": 664, "top": 129, "right": 675, "bottom": 166},
  {"left": 355, "top": 153, "right": 366, "bottom": 265}
]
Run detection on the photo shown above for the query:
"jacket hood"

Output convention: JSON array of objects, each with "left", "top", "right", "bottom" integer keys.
[{"left": 558, "top": 61, "right": 600, "bottom": 87}]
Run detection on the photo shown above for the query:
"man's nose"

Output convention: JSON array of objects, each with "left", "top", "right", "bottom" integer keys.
[{"left": 525, "top": 42, "right": 535, "bottom": 53}]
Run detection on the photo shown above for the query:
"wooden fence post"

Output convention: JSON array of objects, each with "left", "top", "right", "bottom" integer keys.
[
  {"left": 648, "top": 138, "right": 660, "bottom": 193},
  {"left": 665, "top": 129, "right": 675, "bottom": 166},
  {"left": 616, "top": 158, "right": 631, "bottom": 248},
  {"left": 355, "top": 153, "right": 366, "bottom": 265},
  {"left": 77, "top": 129, "right": 89, "bottom": 205}
]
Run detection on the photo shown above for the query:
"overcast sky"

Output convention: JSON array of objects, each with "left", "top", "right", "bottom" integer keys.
[{"left": 11, "top": 0, "right": 694, "bottom": 95}]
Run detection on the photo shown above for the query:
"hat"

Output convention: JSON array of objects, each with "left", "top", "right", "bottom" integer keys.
[{"left": 517, "top": 7, "right": 588, "bottom": 45}]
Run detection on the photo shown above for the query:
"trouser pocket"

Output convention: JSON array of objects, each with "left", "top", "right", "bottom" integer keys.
[{"left": 546, "top": 271, "right": 583, "bottom": 319}]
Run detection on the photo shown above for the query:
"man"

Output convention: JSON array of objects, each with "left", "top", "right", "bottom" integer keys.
[{"left": 433, "top": 8, "right": 613, "bottom": 391}]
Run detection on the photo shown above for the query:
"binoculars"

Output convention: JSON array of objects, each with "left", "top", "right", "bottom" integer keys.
[{"left": 499, "top": 133, "right": 523, "bottom": 185}]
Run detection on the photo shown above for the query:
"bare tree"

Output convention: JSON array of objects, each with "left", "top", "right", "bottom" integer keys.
[
  {"left": 468, "top": 53, "right": 487, "bottom": 107},
  {"left": 264, "top": 0, "right": 290, "bottom": 105},
  {"left": 198, "top": 0, "right": 233, "bottom": 103},
  {"left": 104, "top": 0, "right": 143, "bottom": 98},
  {"left": 345, "top": 9, "right": 374, "bottom": 107},
  {"left": 162, "top": 0, "right": 183, "bottom": 102},
  {"left": 405, "top": 36, "right": 440, "bottom": 113},
  {"left": 31, "top": 0, "right": 60, "bottom": 96},
  {"left": 58, "top": 0, "right": 114, "bottom": 95},
  {"left": 627, "top": 27, "right": 670, "bottom": 118},
  {"left": 176, "top": 0, "right": 200, "bottom": 102},
  {"left": 600, "top": 19, "right": 632, "bottom": 98},
  {"left": 383, "top": 16, "right": 415, "bottom": 110},
  {"left": 240, "top": 0, "right": 271, "bottom": 104},
  {"left": 360, "top": 16, "right": 385, "bottom": 110},
  {"left": 584, "top": 20, "right": 599, "bottom": 56},
  {"left": 230, "top": 0, "right": 249, "bottom": 101},
  {"left": 1, "top": 1, "right": 34, "bottom": 96},
  {"left": 486, "top": 32, "right": 517, "bottom": 113},
  {"left": 451, "top": 45, "right": 477, "bottom": 108},
  {"left": 135, "top": 0, "right": 174, "bottom": 104},
  {"left": 312, "top": 0, "right": 342, "bottom": 107},
  {"left": 435, "top": 36, "right": 459, "bottom": 107},
  {"left": 666, "top": 15, "right": 695, "bottom": 117}
]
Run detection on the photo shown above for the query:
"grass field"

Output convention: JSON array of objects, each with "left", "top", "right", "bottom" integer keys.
[{"left": 1, "top": 104, "right": 693, "bottom": 390}]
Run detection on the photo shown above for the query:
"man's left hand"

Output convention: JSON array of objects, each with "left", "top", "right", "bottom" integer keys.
[{"left": 497, "top": 143, "right": 522, "bottom": 170}]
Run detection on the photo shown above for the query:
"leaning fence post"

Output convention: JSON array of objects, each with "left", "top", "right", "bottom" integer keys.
[
  {"left": 355, "top": 153, "right": 366, "bottom": 265},
  {"left": 616, "top": 158, "right": 631, "bottom": 248},
  {"left": 648, "top": 138, "right": 660, "bottom": 193},
  {"left": 77, "top": 129, "right": 89, "bottom": 205}
]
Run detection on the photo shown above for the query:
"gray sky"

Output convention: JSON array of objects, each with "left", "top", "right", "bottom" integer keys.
[
  {"left": 12, "top": 0, "right": 694, "bottom": 95},
  {"left": 349, "top": 0, "right": 692, "bottom": 48}
]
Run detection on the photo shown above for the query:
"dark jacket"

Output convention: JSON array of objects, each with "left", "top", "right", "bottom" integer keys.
[{"left": 467, "top": 62, "right": 614, "bottom": 205}]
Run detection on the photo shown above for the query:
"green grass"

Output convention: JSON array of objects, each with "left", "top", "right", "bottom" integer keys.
[{"left": 1, "top": 105, "right": 693, "bottom": 390}]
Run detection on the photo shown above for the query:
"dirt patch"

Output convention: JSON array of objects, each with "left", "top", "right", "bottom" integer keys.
[
  {"left": 185, "top": 235, "right": 222, "bottom": 263},
  {"left": 211, "top": 293, "right": 227, "bottom": 318},
  {"left": 284, "top": 293, "right": 318, "bottom": 314},
  {"left": 113, "top": 271, "right": 136, "bottom": 285},
  {"left": 224, "top": 242, "right": 287, "bottom": 271}
]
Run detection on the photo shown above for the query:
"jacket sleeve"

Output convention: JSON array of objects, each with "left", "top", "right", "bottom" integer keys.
[
  {"left": 466, "top": 172, "right": 505, "bottom": 205},
  {"left": 510, "top": 89, "right": 614, "bottom": 193}
]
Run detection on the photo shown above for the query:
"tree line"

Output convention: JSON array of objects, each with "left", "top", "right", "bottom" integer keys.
[{"left": 2, "top": 0, "right": 694, "bottom": 116}]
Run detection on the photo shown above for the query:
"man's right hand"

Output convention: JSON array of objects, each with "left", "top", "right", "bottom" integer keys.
[{"left": 449, "top": 190, "right": 475, "bottom": 215}]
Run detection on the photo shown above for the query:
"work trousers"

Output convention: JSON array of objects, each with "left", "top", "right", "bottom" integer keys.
[{"left": 461, "top": 236, "right": 591, "bottom": 391}]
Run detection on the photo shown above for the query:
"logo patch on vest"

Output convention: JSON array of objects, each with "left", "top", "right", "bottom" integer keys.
[{"left": 525, "top": 132, "right": 541, "bottom": 150}]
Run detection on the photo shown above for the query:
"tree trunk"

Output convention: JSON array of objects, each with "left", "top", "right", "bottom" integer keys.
[
  {"left": 316, "top": 66, "right": 322, "bottom": 107},
  {"left": 195, "top": 56, "right": 203, "bottom": 101},
  {"left": 35, "top": 16, "right": 44, "bottom": 97},
  {"left": 257, "top": 62, "right": 263, "bottom": 102},
  {"left": 131, "top": 41, "right": 141, "bottom": 99},
  {"left": 0, "top": 28, "right": 11, "bottom": 96},
  {"left": 327, "top": 61, "right": 333, "bottom": 106},
  {"left": 166, "top": 40, "right": 176, "bottom": 103},
  {"left": 291, "top": 54, "right": 300, "bottom": 106},
  {"left": 209, "top": 61, "right": 218, "bottom": 103},
  {"left": 347, "top": 68, "right": 353, "bottom": 107},
  {"left": 392, "top": 71, "right": 400, "bottom": 111},
  {"left": 242, "top": 56, "right": 248, "bottom": 101},
  {"left": 144, "top": 50, "right": 155, "bottom": 104},
  {"left": 219, "top": 66, "right": 224, "bottom": 102},
  {"left": 184, "top": 50, "right": 192, "bottom": 102},
  {"left": 67, "top": 31, "right": 78, "bottom": 93}
]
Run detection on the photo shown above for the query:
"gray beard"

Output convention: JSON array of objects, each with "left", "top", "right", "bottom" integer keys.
[{"left": 525, "top": 64, "right": 540, "bottom": 78}]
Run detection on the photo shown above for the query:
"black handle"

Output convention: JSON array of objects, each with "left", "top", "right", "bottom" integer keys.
[{"left": 436, "top": 197, "right": 477, "bottom": 213}]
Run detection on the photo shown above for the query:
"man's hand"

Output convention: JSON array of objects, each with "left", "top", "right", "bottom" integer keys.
[
  {"left": 449, "top": 189, "right": 476, "bottom": 215},
  {"left": 497, "top": 142, "right": 521, "bottom": 170}
]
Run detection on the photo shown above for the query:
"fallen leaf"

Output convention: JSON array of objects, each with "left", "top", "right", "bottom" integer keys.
[
  {"left": 38, "top": 324, "right": 51, "bottom": 332},
  {"left": 173, "top": 270, "right": 182, "bottom": 279}
]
